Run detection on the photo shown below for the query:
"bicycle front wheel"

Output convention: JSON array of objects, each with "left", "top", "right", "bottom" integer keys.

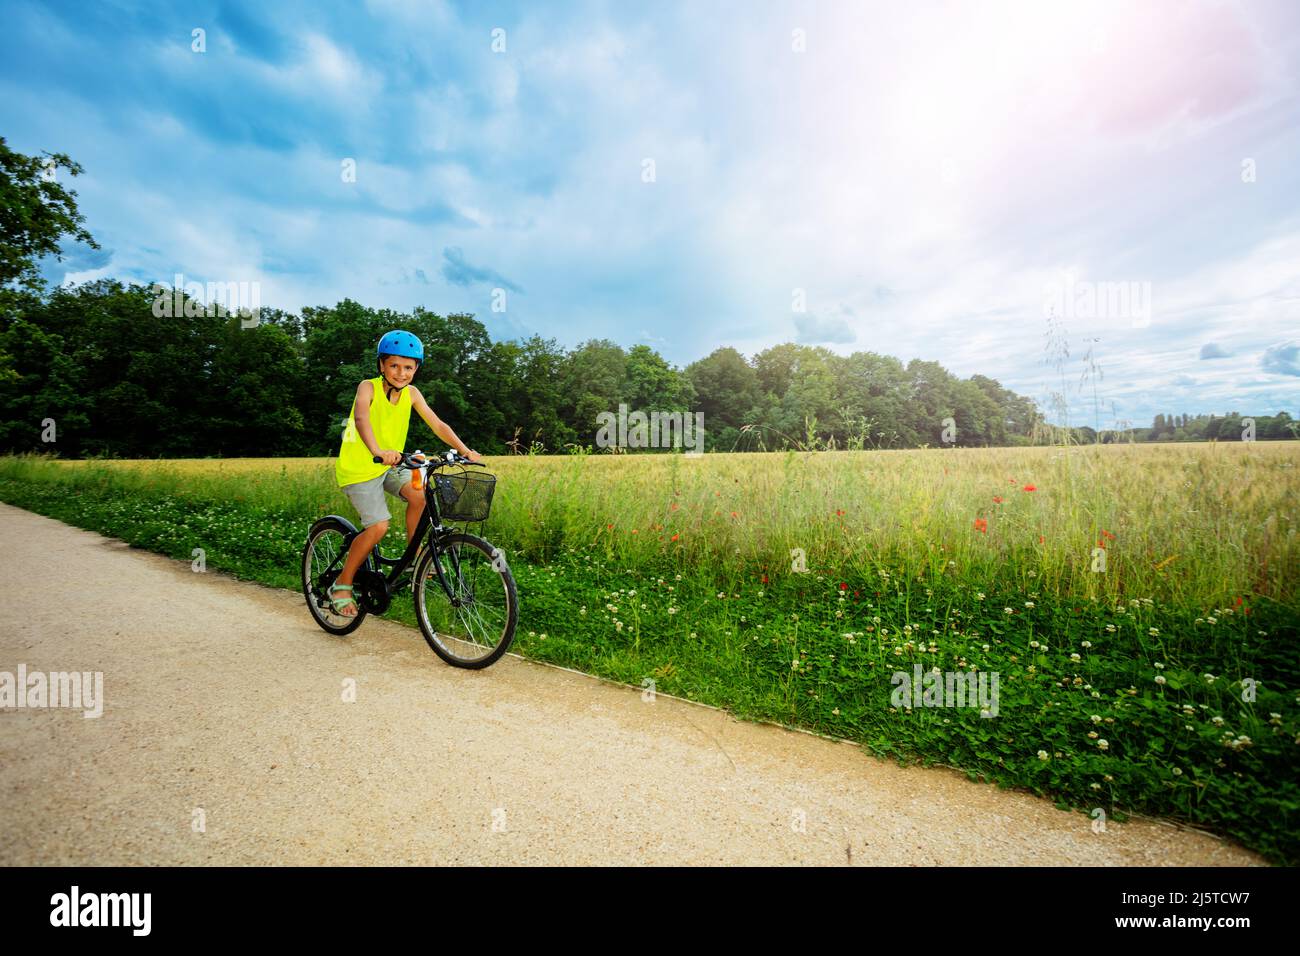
[{"left": 413, "top": 532, "right": 518, "bottom": 668}]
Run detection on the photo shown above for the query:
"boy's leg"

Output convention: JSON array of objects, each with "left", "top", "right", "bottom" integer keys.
[
  {"left": 398, "top": 484, "right": 426, "bottom": 547},
  {"left": 384, "top": 467, "right": 426, "bottom": 550},
  {"left": 333, "top": 474, "right": 392, "bottom": 615}
]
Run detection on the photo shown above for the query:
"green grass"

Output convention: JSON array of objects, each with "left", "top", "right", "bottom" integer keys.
[{"left": 1, "top": 445, "right": 1297, "bottom": 864}]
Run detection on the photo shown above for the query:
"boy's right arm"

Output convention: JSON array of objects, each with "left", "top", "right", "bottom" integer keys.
[{"left": 353, "top": 380, "right": 402, "bottom": 465}]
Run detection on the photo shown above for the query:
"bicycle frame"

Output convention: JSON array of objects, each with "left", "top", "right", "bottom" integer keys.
[{"left": 317, "top": 463, "right": 469, "bottom": 611}]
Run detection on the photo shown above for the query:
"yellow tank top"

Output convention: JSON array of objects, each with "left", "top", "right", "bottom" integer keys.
[{"left": 335, "top": 375, "right": 413, "bottom": 487}]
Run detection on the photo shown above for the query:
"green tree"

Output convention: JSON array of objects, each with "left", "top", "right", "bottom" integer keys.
[{"left": 0, "top": 137, "right": 99, "bottom": 295}]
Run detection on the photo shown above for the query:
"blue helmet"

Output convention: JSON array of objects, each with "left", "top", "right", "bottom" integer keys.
[
  {"left": 376, "top": 330, "right": 423, "bottom": 400},
  {"left": 377, "top": 329, "right": 423, "bottom": 361}
]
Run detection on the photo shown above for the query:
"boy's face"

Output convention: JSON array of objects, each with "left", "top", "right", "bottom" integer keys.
[{"left": 381, "top": 355, "right": 418, "bottom": 386}]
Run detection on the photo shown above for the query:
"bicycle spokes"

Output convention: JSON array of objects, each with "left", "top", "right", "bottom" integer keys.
[{"left": 416, "top": 536, "right": 513, "bottom": 664}]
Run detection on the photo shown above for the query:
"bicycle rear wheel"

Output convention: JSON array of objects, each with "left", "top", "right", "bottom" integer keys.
[
  {"left": 303, "top": 519, "right": 368, "bottom": 635},
  {"left": 413, "top": 532, "right": 517, "bottom": 668}
]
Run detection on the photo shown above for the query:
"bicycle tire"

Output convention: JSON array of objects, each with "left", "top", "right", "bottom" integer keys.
[
  {"left": 303, "top": 518, "right": 368, "bottom": 635},
  {"left": 413, "top": 531, "right": 518, "bottom": 668}
]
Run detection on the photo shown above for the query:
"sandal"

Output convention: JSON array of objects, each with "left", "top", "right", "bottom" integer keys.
[{"left": 328, "top": 582, "right": 358, "bottom": 616}]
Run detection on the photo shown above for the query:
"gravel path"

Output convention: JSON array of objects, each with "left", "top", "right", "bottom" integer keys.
[{"left": 0, "top": 503, "right": 1264, "bottom": 865}]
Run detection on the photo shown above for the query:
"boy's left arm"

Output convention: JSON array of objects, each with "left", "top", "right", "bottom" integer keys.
[{"left": 410, "top": 387, "right": 481, "bottom": 462}]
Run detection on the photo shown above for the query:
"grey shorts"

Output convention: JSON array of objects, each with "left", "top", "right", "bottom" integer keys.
[{"left": 341, "top": 466, "right": 415, "bottom": 528}]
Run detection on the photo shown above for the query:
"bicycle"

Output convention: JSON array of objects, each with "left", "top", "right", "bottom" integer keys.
[{"left": 302, "top": 448, "right": 519, "bottom": 669}]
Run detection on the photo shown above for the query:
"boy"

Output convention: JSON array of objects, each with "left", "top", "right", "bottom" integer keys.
[{"left": 328, "top": 329, "right": 481, "bottom": 617}]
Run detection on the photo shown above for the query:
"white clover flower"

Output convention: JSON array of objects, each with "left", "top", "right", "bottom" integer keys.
[
  {"left": 1104, "top": 624, "right": 1116, "bottom": 633},
  {"left": 757, "top": 590, "right": 764, "bottom": 597},
  {"left": 1030, "top": 640, "right": 1040, "bottom": 649},
  {"left": 675, "top": 574, "right": 682, "bottom": 581},
  {"left": 982, "top": 644, "right": 990, "bottom": 652},
  {"left": 1097, "top": 739, "right": 1109, "bottom": 750},
  {"left": 1081, "top": 640, "right": 1092, "bottom": 648},
  {"left": 1090, "top": 782, "right": 1102, "bottom": 791},
  {"left": 1211, "top": 716, "right": 1225, "bottom": 726},
  {"left": 1088, "top": 731, "right": 1098, "bottom": 739},
  {"left": 628, "top": 589, "right": 636, "bottom": 597},
  {"left": 1153, "top": 662, "right": 1164, "bottom": 669},
  {"left": 1037, "top": 750, "right": 1049, "bottom": 760},
  {"left": 975, "top": 592, "right": 985, "bottom": 601},
  {"left": 1148, "top": 627, "right": 1159, "bottom": 636},
  {"left": 717, "top": 592, "right": 725, "bottom": 599},
  {"left": 1154, "top": 675, "right": 1167, "bottom": 685},
  {"left": 1206, "top": 616, "right": 1217, "bottom": 625},
  {"left": 668, "top": 607, "right": 678, "bottom": 615},
  {"left": 1070, "top": 653, "right": 1081, "bottom": 662},
  {"left": 579, "top": 607, "right": 587, "bottom": 616},
  {"left": 1090, "top": 714, "right": 1102, "bottom": 723},
  {"left": 1004, "top": 607, "right": 1014, "bottom": 615},
  {"left": 1025, "top": 601, "right": 1035, "bottom": 608},
  {"left": 689, "top": 631, "right": 697, "bottom": 639},
  {"left": 1172, "top": 767, "right": 1183, "bottom": 776},
  {"left": 1185, "top": 725, "right": 1194, "bottom": 731}
]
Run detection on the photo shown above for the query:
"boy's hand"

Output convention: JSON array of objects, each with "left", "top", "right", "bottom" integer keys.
[
  {"left": 377, "top": 449, "right": 403, "bottom": 466},
  {"left": 463, "top": 448, "right": 483, "bottom": 464}
]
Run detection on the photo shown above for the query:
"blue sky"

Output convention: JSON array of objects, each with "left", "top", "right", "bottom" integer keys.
[{"left": 2, "top": 0, "right": 1299, "bottom": 428}]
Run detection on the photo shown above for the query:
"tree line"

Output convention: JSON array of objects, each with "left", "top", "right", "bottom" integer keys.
[{"left": 1, "top": 137, "right": 1293, "bottom": 458}]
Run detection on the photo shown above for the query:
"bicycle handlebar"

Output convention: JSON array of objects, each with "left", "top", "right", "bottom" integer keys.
[{"left": 372, "top": 449, "right": 485, "bottom": 469}]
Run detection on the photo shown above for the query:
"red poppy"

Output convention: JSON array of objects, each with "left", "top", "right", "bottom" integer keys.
[
  {"left": 671, "top": 533, "right": 679, "bottom": 542},
  {"left": 974, "top": 518, "right": 987, "bottom": 533},
  {"left": 631, "top": 528, "right": 638, "bottom": 534},
  {"left": 731, "top": 511, "right": 738, "bottom": 518},
  {"left": 853, "top": 590, "right": 860, "bottom": 598},
  {"left": 835, "top": 509, "right": 845, "bottom": 516},
  {"left": 1023, "top": 484, "right": 1037, "bottom": 492},
  {"left": 1234, "top": 596, "right": 1243, "bottom": 607},
  {"left": 839, "top": 582, "right": 848, "bottom": 590},
  {"left": 1039, "top": 535, "right": 1045, "bottom": 544},
  {"left": 992, "top": 496, "right": 1003, "bottom": 504},
  {"left": 607, "top": 523, "right": 614, "bottom": 530},
  {"left": 670, "top": 502, "right": 679, "bottom": 511},
  {"left": 1101, "top": 529, "right": 1116, "bottom": 540},
  {"left": 1098, "top": 539, "right": 1106, "bottom": 549},
  {"left": 761, "top": 574, "right": 769, "bottom": 583}
]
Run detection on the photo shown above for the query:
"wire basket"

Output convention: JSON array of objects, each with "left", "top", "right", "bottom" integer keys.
[{"left": 431, "top": 470, "right": 496, "bottom": 522}]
